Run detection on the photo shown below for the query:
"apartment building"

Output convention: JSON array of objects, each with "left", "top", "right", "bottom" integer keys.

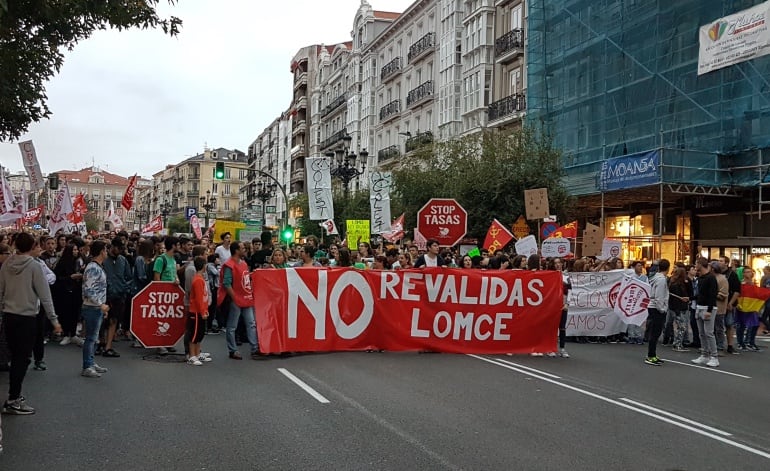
[
  {"left": 245, "top": 114, "right": 291, "bottom": 228},
  {"left": 487, "top": 0, "right": 526, "bottom": 130},
  {"left": 53, "top": 166, "right": 136, "bottom": 231}
]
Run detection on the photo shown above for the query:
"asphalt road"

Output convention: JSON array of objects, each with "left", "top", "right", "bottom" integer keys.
[{"left": 1, "top": 335, "right": 769, "bottom": 470}]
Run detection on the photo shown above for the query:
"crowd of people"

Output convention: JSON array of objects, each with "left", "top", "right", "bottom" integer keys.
[{"left": 1, "top": 228, "right": 768, "bottom": 454}]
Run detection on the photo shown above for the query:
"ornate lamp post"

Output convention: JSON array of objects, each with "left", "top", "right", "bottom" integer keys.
[
  {"left": 160, "top": 199, "right": 172, "bottom": 228},
  {"left": 326, "top": 134, "right": 367, "bottom": 197},
  {"left": 199, "top": 190, "right": 217, "bottom": 231},
  {"left": 256, "top": 180, "right": 277, "bottom": 226}
]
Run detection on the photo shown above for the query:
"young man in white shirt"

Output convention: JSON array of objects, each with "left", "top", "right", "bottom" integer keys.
[{"left": 414, "top": 240, "right": 445, "bottom": 268}]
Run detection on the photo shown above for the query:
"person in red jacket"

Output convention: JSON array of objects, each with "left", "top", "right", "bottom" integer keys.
[
  {"left": 186, "top": 257, "right": 210, "bottom": 366},
  {"left": 217, "top": 242, "right": 258, "bottom": 360}
]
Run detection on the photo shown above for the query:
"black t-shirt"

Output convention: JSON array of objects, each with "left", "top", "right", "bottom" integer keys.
[{"left": 250, "top": 248, "right": 273, "bottom": 269}]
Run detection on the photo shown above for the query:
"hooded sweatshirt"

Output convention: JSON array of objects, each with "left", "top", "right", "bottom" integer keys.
[
  {"left": 0, "top": 254, "right": 58, "bottom": 323},
  {"left": 648, "top": 272, "right": 669, "bottom": 313}
]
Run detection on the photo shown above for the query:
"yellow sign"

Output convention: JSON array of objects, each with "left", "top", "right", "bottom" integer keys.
[
  {"left": 512, "top": 215, "right": 530, "bottom": 240},
  {"left": 212, "top": 220, "right": 246, "bottom": 243},
  {"left": 346, "top": 220, "right": 370, "bottom": 244}
]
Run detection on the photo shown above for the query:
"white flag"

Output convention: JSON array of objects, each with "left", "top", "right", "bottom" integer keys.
[
  {"left": 49, "top": 180, "right": 74, "bottom": 234},
  {"left": 319, "top": 218, "right": 339, "bottom": 235},
  {"left": 613, "top": 275, "right": 651, "bottom": 326},
  {"left": 306, "top": 157, "right": 334, "bottom": 220},
  {"left": 17, "top": 140, "right": 46, "bottom": 192},
  {"left": 0, "top": 167, "right": 14, "bottom": 214},
  {"left": 369, "top": 171, "right": 392, "bottom": 234},
  {"left": 107, "top": 199, "right": 123, "bottom": 229}
]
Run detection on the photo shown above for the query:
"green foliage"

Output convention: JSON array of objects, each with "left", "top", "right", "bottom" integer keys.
[
  {"left": 83, "top": 211, "right": 99, "bottom": 233},
  {"left": 166, "top": 215, "right": 188, "bottom": 235},
  {"left": 392, "top": 127, "right": 572, "bottom": 239},
  {"left": 0, "top": 0, "right": 182, "bottom": 140}
]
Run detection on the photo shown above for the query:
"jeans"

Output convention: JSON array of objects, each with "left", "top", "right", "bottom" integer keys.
[
  {"left": 714, "top": 314, "right": 726, "bottom": 350},
  {"left": 695, "top": 306, "right": 717, "bottom": 357},
  {"left": 558, "top": 310, "right": 567, "bottom": 349},
  {"left": 81, "top": 306, "right": 103, "bottom": 370},
  {"left": 647, "top": 308, "right": 666, "bottom": 358},
  {"left": 3, "top": 313, "right": 36, "bottom": 401},
  {"left": 735, "top": 322, "right": 747, "bottom": 347},
  {"left": 671, "top": 309, "right": 690, "bottom": 349},
  {"left": 226, "top": 303, "right": 257, "bottom": 354},
  {"left": 33, "top": 307, "right": 46, "bottom": 363}
]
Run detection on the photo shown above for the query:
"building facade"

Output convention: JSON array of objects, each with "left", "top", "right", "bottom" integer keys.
[
  {"left": 245, "top": 115, "right": 291, "bottom": 229},
  {"left": 53, "top": 166, "right": 134, "bottom": 231}
]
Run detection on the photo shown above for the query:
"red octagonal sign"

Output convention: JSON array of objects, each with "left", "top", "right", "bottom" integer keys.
[
  {"left": 131, "top": 282, "right": 186, "bottom": 348},
  {"left": 417, "top": 198, "right": 468, "bottom": 247}
]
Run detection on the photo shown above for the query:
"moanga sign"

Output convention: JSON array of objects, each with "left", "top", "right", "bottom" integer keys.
[{"left": 252, "top": 268, "right": 562, "bottom": 354}]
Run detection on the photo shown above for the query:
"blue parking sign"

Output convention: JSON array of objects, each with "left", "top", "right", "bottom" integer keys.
[{"left": 185, "top": 207, "right": 197, "bottom": 220}]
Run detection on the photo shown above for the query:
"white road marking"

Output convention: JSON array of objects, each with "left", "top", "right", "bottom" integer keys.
[
  {"left": 494, "top": 358, "right": 562, "bottom": 379},
  {"left": 618, "top": 398, "right": 732, "bottom": 436},
  {"left": 659, "top": 358, "right": 751, "bottom": 379},
  {"left": 468, "top": 354, "right": 770, "bottom": 461},
  {"left": 277, "top": 368, "right": 330, "bottom": 404}
]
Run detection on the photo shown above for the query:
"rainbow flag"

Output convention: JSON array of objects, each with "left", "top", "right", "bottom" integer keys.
[{"left": 737, "top": 284, "right": 770, "bottom": 313}]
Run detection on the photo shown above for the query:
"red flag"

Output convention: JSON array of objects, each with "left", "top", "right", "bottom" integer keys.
[
  {"left": 483, "top": 218, "right": 515, "bottom": 254},
  {"left": 548, "top": 220, "right": 578, "bottom": 239},
  {"left": 69, "top": 193, "right": 88, "bottom": 224},
  {"left": 122, "top": 174, "right": 138, "bottom": 211},
  {"left": 22, "top": 205, "right": 44, "bottom": 223},
  {"left": 141, "top": 215, "right": 163, "bottom": 234},
  {"left": 382, "top": 213, "right": 405, "bottom": 243}
]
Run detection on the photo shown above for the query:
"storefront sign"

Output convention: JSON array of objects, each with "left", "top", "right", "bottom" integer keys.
[
  {"left": 598, "top": 150, "right": 660, "bottom": 191},
  {"left": 751, "top": 247, "right": 770, "bottom": 255},
  {"left": 698, "top": 1, "right": 770, "bottom": 75}
]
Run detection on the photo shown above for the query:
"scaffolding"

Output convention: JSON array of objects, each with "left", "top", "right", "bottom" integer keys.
[{"left": 527, "top": 0, "right": 770, "bottom": 191}]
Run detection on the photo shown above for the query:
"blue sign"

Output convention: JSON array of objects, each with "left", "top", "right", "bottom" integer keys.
[
  {"left": 598, "top": 150, "right": 660, "bottom": 191},
  {"left": 185, "top": 207, "right": 197, "bottom": 220}
]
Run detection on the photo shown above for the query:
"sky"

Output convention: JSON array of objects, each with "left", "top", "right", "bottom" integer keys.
[{"left": 0, "top": 0, "right": 414, "bottom": 179}]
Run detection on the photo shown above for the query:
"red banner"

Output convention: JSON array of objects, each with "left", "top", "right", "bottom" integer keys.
[
  {"left": 142, "top": 215, "right": 163, "bottom": 234},
  {"left": 548, "top": 220, "right": 578, "bottom": 239},
  {"left": 69, "top": 193, "right": 87, "bottom": 224},
  {"left": 22, "top": 205, "right": 44, "bottom": 223},
  {"left": 252, "top": 268, "right": 562, "bottom": 354},
  {"left": 122, "top": 174, "right": 137, "bottom": 211}
]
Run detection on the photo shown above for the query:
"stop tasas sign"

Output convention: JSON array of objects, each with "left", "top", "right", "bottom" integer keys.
[
  {"left": 130, "top": 282, "right": 186, "bottom": 348},
  {"left": 417, "top": 198, "right": 468, "bottom": 247}
]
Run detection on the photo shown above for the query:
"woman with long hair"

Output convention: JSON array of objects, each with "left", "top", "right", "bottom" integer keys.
[
  {"left": 269, "top": 249, "right": 289, "bottom": 269},
  {"left": 53, "top": 244, "right": 84, "bottom": 346},
  {"left": 133, "top": 240, "right": 155, "bottom": 293},
  {"left": 337, "top": 247, "right": 353, "bottom": 268},
  {"left": 668, "top": 266, "right": 691, "bottom": 352}
]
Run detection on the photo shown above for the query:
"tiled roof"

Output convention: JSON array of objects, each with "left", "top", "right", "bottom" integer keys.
[
  {"left": 54, "top": 167, "right": 130, "bottom": 186},
  {"left": 373, "top": 10, "right": 401, "bottom": 20}
]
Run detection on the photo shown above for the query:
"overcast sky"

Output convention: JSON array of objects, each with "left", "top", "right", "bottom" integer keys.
[{"left": 0, "top": 0, "right": 413, "bottom": 179}]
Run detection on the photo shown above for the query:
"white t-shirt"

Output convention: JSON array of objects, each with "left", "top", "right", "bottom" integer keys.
[
  {"left": 424, "top": 255, "right": 438, "bottom": 267},
  {"left": 215, "top": 245, "right": 231, "bottom": 264}
]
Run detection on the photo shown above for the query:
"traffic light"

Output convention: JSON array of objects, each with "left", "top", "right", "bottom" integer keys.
[
  {"left": 48, "top": 173, "right": 59, "bottom": 190},
  {"left": 281, "top": 226, "right": 293, "bottom": 243},
  {"left": 214, "top": 162, "right": 225, "bottom": 180}
]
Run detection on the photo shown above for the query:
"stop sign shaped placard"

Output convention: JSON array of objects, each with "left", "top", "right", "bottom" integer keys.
[
  {"left": 417, "top": 198, "right": 468, "bottom": 247},
  {"left": 131, "top": 282, "right": 186, "bottom": 348}
]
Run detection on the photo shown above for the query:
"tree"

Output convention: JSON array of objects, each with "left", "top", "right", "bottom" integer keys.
[
  {"left": 167, "top": 215, "right": 188, "bottom": 235},
  {"left": 0, "top": 1, "right": 181, "bottom": 140},
  {"left": 392, "top": 126, "right": 573, "bottom": 240}
]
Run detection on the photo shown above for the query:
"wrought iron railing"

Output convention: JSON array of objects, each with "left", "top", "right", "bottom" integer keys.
[
  {"left": 408, "top": 32, "right": 435, "bottom": 63},
  {"left": 495, "top": 29, "right": 524, "bottom": 57},
  {"left": 380, "top": 57, "right": 403, "bottom": 82},
  {"left": 321, "top": 93, "right": 346, "bottom": 118},
  {"left": 405, "top": 131, "right": 434, "bottom": 153},
  {"left": 379, "top": 100, "right": 401, "bottom": 121},
  {"left": 488, "top": 93, "right": 527, "bottom": 121},
  {"left": 407, "top": 81, "right": 434, "bottom": 107},
  {"left": 378, "top": 145, "right": 401, "bottom": 163}
]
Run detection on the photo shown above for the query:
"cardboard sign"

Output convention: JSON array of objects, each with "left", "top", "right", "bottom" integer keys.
[
  {"left": 582, "top": 223, "right": 603, "bottom": 257},
  {"left": 524, "top": 188, "right": 550, "bottom": 220},
  {"left": 600, "top": 239, "right": 622, "bottom": 260},
  {"left": 541, "top": 237, "right": 571, "bottom": 258},
  {"left": 514, "top": 234, "right": 538, "bottom": 257}
]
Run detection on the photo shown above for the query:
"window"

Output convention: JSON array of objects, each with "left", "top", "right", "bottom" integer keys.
[
  {"left": 212, "top": 183, "right": 218, "bottom": 194},
  {"left": 511, "top": 5, "right": 522, "bottom": 30},
  {"left": 509, "top": 68, "right": 521, "bottom": 95},
  {"left": 224, "top": 184, "right": 231, "bottom": 196},
  {"left": 224, "top": 199, "right": 230, "bottom": 211}
]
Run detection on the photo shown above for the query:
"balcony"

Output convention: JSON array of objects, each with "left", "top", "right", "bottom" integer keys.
[
  {"left": 408, "top": 32, "right": 435, "bottom": 63},
  {"left": 379, "top": 100, "right": 401, "bottom": 122},
  {"left": 186, "top": 189, "right": 199, "bottom": 197},
  {"left": 188, "top": 173, "right": 200, "bottom": 180},
  {"left": 290, "top": 168, "right": 305, "bottom": 184},
  {"left": 405, "top": 131, "right": 434, "bottom": 153},
  {"left": 293, "top": 71, "right": 307, "bottom": 90},
  {"left": 292, "top": 119, "right": 307, "bottom": 137},
  {"left": 295, "top": 96, "right": 307, "bottom": 110},
  {"left": 320, "top": 128, "right": 348, "bottom": 150},
  {"left": 321, "top": 93, "right": 346, "bottom": 118},
  {"left": 495, "top": 29, "right": 524, "bottom": 60},
  {"left": 488, "top": 93, "right": 527, "bottom": 122},
  {"left": 377, "top": 145, "right": 401, "bottom": 164},
  {"left": 406, "top": 80, "right": 434, "bottom": 108},
  {"left": 380, "top": 57, "right": 403, "bottom": 83},
  {"left": 290, "top": 144, "right": 305, "bottom": 157}
]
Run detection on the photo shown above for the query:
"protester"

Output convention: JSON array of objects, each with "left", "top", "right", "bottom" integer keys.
[
  {"left": 269, "top": 249, "right": 289, "bottom": 268},
  {"left": 692, "top": 257, "right": 719, "bottom": 367},
  {"left": 736, "top": 267, "right": 761, "bottom": 352},
  {"left": 53, "top": 244, "right": 85, "bottom": 347},
  {"left": 217, "top": 242, "right": 258, "bottom": 360},
  {"left": 100, "top": 238, "right": 134, "bottom": 358},
  {"left": 80, "top": 241, "right": 110, "bottom": 378},
  {"left": 32, "top": 239, "right": 57, "bottom": 371},
  {"left": 206, "top": 254, "right": 222, "bottom": 333},
  {"left": 186, "top": 256, "right": 211, "bottom": 366},
  {"left": 414, "top": 240, "right": 444, "bottom": 268},
  {"left": 645, "top": 259, "right": 670, "bottom": 366},
  {"left": 0, "top": 232, "right": 62, "bottom": 414},
  {"left": 215, "top": 232, "right": 232, "bottom": 264},
  {"left": 667, "top": 266, "right": 691, "bottom": 352}
]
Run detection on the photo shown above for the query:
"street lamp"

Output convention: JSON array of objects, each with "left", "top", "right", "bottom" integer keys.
[
  {"left": 256, "top": 180, "right": 277, "bottom": 226},
  {"left": 160, "top": 199, "right": 172, "bottom": 228},
  {"left": 199, "top": 190, "right": 217, "bottom": 231},
  {"left": 326, "top": 134, "right": 367, "bottom": 197}
]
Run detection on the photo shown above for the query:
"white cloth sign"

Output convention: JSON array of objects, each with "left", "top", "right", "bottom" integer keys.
[
  {"left": 600, "top": 239, "right": 622, "bottom": 260},
  {"left": 369, "top": 171, "right": 392, "bottom": 234},
  {"left": 698, "top": 1, "right": 770, "bottom": 75},
  {"left": 17, "top": 140, "right": 46, "bottom": 192},
  {"left": 541, "top": 237, "right": 570, "bottom": 258},
  {"left": 514, "top": 235, "right": 538, "bottom": 257},
  {"left": 613, "top": 275, "right": 651, "bottom": 326},
  {"left": 306, "top": 157, "right": 334, "bottom": 221},
  {"left": 49, "top": 181, "right": 74, "bottom": 234},
  {"left": 566, "top": 269, "right": 633, "bottom": 336}
]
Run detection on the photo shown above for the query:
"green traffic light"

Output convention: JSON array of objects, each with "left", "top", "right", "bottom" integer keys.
[{"left": 282, "top": 226, "right": 293, "bottom": 241}]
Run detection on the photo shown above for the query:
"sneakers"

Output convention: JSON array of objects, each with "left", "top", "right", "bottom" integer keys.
[
  {"left": 727, "top": 345, "right": 740, "bottom": 355},
  {"left": 187, "top": 356, "right": 203, "bottom": 366},
  {"left": 33, "top": 360, "right": 47, "bottom": 371},
  {"left": 691, "top": 355, "right": 709, "bottom": 365},
  {"left": 59, "top": 336, "right": 71, "bottom": 346},
  {"left": 81, "top": 367, "right": 101, "bottom": 378},
  {"left": 748, "top": 345, "right": 761, "bottom": 352},
  {"left": 229, "top": 351, "right": 243, "bottom": 360},
  {"left": 157, "top": 347, "right": 169, "bottom": 355},
  {"left": 644, "top": 356, "right": 663, "bottom": 365},
  {"left": 71, "top": 336, "right": 84, "bottom": 347},
  {"left": 2, "top": 396, "right": 35, "bottom": 415},
  {"left": 530, "top": 352, "right": 544, "bottom": 357},
  {"left": 559, "top": 348, "right": 570, "bottom": 358},
  {"left": 706, "top": 357, "right": 720, "bottom": 368},
  {"left": 92, "top": 364, "right": 108, "bottom": 374},
  {"left": 672, "top": 346, "right": 690, "bottom": 352},
  {"left": 546, "top": 352, "right": 558, "bottom": 357},
  {"left": 199, "top": 352, "right": 211, "bottom": 359},
  {"left": 102, "top": 348, "right": 120, "bottom": 358}
]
